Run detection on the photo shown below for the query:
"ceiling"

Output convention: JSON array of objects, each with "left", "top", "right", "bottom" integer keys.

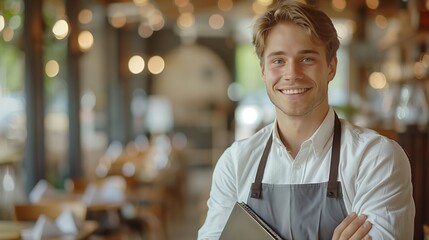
[
  {"left": 98, "top": 0, "right": 415, "bottom": 22},
  {"left": 99, "top": 0, "right": 409, "bottom": 13},
  {"left": 97, "top": 0, "right": 418, "bottom": 37}
]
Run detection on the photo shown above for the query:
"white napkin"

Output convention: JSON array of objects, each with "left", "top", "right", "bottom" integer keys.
[
  {"left": 55, "top": 208, "right": 84, "bottom": 234},
  {"left": 29, "top": 179, "right": 62, "bottom": 203},
  {"left": 81, "top": 176, "right": 125, "bottom": 205},
  {"left": 99, "top": 178, "right": 125, "bottom": 203},
  {"left": 81, "top": 183, "right": 98, "bottom": 205},
  {"left": 20, "top": 209, "right": 83, "bottom": 239},
  {"left": 21, "top": 215, "right": 63, "bottom": 240}
]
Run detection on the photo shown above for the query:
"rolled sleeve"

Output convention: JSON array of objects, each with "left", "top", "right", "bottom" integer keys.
[{"left": 351, "top": 138, "right": 415, "bottom": 239}]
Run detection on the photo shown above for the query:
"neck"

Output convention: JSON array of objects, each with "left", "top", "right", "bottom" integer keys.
[{"left": 276, "top": 107, "right": 329, "bottom": 158}]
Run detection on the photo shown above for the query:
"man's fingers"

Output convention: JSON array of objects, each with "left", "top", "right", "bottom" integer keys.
[
  {"left": 350, "top": 220, "right": 372, "bottom": 240},
  {"left": 333, "top": 213, "right": 358, "bottom": 239},
  {"left": 333, "top": 213, "right": 372, "bottom": 240},
  {"left": 340, "top": 214, "right": 369, "bottom": 239},
  {"left": 362, "top": 234, "right": 372, "bottom": 240},
  {"left": 363, "top": 235, "right": 372, "bottom": 240}
]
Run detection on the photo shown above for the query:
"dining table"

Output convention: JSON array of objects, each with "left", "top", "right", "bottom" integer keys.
[{"left": 0, "top": 220, "right": 98, "bottom": 240}]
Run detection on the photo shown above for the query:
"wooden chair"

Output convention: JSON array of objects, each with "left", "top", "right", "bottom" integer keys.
[{"left": 13, "top": 201, "right": 87, "bottom": 221}]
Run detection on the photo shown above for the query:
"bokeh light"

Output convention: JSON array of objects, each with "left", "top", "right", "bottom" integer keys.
[{"left": 129, "top": 55, "right": 145, "bottom": 74}]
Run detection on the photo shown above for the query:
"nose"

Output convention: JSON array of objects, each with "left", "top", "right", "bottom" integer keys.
[{"left": 282, "top": 61, "right": 303, "bottom": 81}]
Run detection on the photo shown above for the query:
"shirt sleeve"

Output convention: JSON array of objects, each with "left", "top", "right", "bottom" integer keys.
[
  {"left": 351, "top": 138, "right": 415, "bottom": 239},
  {"left": 198, "top": 145, "right": 238, "bottom": 240}
]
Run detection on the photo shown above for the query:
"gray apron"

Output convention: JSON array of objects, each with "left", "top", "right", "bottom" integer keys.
[{"left": 247, "top": 113, "right": 347, "bottom": 240}]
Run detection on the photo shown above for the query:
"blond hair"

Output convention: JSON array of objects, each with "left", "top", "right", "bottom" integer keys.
[{"left": 252, "top": 0, "right": 339, "bottom": 63}]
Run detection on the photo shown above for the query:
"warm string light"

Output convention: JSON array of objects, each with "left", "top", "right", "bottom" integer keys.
[
  {"left": 252, "top": 0, "right": 270, "bottom": 15},
  {"left": 78, "top": 9, "right": 93, "bottom": 24},
  {"left": 176, "top": 0, "right": 231, "bottom": 31},
  {"left": 375, "top": 15, "right": 388, "bottom": 29},
  {"left": 415, "top": 54, "right": 429, "bottom": 79},
  {"left": 78, "top": 30, "right": 94, "bottom": 52},
  {"left": 148, "top": 56, "right": 165, "bottom": 75},
  {"left": 175, "top": 0, "right": 195, "bottom": 30},
  {"left": 332, "top": 0, "right": 346, "bottom": 12},
  {"left": 209, "top": 14, "right": 225, "bottom": 30},
  {"left": 129, "top": 55, "right": 145, "bottom": 74},
  {"left": 376, "top": 54, "right": 429, "bottom": 88},
  {"left": 107, "top": 1, "right": 165, "bottom": 39},
  {"left": 369, "top": 72, "right": 387, "bottom": 89},
  {"left": 45, "top": 60, "right": 60, "bottom": 78},
  {"left": 0, "top": 15, "right": 5, "bottom": 32},
  {"left": 133, "top": 0, "right": 148, "bottom": 6},
  {"left": 175, "top": 0, "right": 190, "bottom": 8},
  {"left": 178, "top": 2, "right": 194, "bottom": 14},
  {"left": 366, "top": 0, "right": 379, "bottom": 10},
  {"left": 139, "top": 4, "right": 165, "bottom": 33},
  {"left": 52, "top": 19, "right": 69, "bottom": 39},
  {"left": 69, "top": 9, "right": 96, "bottom": 53},
  {"left": 332, "top": 0, "right": 378, "bottom": 11},
  {"left": 138, "top": 23, "right": 154, "bottom": 38},
  {"left": 127, "top": 55, "right": 166, "bottom": 75},
  {"left": 149, "top": 11, "right": 165, "bottom": 31},
  {"left": 37, "top": 1, "right": 168, "bottom": 74},
  {"left": 110, "top": 12, "right": 127, "bottom": 28},
  {"left": 0, "top": 1, "right": 23, "bottom": 42},
  {"left": 177, "top": 13, "right": 195, "bottom": 29},
  {"left": 2, "top": 27, "right": 14, "bottom": 42},
  {"left": 218, "top": 0, "right": 233, "bottom": 12}
]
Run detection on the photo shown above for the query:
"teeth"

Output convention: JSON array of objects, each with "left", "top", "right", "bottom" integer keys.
[{"left": 283, "top": 88, "right": 307, "bottom": 95}]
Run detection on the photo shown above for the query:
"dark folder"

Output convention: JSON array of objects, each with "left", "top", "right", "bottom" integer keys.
[{"left": 219, "top": 202, "right": 283, "bottom": 240}]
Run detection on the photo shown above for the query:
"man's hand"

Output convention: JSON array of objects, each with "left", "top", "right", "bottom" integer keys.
[{"left": 332, "top": 213, "right": 372, "bottom": 240}]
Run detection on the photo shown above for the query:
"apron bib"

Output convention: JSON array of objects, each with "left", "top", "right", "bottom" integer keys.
[{"left": 247, "top": 113, "right": 347, "bottom": 240}]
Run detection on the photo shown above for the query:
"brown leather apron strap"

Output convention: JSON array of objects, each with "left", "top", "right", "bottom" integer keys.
[
  {"left": 250, "top": 112, "right": 342, "bottom": 199},
  {"left": 327, "top": 113, "right": 341, "bottom": 198},
  {"left": 250, "top": 134, "right": 273, "bottom": 199}
]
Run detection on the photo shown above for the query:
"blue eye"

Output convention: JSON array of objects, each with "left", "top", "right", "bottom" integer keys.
[
  {"left": 302, "top": 57, "right": 313, "bottom": 62},
  {"left": 273, "top": 59, "right": 284, "bottom": 64}
]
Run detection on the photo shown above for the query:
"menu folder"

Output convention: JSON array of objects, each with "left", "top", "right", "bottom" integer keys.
[{"left": 219, "top": 202, "right": 283, "bottom": 240}]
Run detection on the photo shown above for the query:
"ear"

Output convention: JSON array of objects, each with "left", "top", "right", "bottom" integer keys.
[
  {"left": 260, "top": 61, "right": 266, "bottom": 82},
  {"left": 327, "top": 56, "right": 337, "bottom": 82}
]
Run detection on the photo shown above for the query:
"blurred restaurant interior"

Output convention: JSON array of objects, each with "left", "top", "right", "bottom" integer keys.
[{"left": 1, "top": 0, "right": 429, "bottom": 239}]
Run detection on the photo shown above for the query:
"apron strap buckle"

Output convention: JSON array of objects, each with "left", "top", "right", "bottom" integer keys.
[
  {"left": 327, "top": 182, "right": 339, "bottom": 198},
  {"left": 251, "top": 182, "right": 262, "bottom": 199}
]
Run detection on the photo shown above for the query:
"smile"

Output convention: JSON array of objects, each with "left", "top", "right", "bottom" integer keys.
[{"left": 281, "top": 88, "right": 309, "bottom": 95}]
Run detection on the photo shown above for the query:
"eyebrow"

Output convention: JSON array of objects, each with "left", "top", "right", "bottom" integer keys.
[{"left": 266, "top": 49, "right": 320, "bottom": 58}]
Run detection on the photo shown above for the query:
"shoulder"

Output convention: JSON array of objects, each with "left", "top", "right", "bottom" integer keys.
[
  {"left": 232, "top": 123, "right": 273, "bottom": 153},
  {"left": 339, "top": 119, "right": 409, "bottom": 168},
  {"left": 340, "top": 119, "right": 401, "bottom": 148},
  {"left": 213, "top": 123, "right": 273, "bottom": 176}
]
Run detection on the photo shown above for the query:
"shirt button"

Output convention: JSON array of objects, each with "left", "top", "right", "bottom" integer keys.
[{"left": 293, "top": 164, "right": 301, "bottom": 170}]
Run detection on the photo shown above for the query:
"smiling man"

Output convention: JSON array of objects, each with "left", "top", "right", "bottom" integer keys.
[{"left": 198, "top": 1, "right": 415, "bottom": 239}]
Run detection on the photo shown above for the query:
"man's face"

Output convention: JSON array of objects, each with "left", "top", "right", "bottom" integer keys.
[{"left": 261, "top": 22, "right": 337, "bottom": 118}]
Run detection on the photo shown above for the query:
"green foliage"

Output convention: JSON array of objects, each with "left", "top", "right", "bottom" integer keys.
[
  {"left": 0, "top": 0, "right": 24, "bottom": 93},
  {"left": 235, "top": 44, "right": 263, "bottom": 94},
  {"left": 0, "top": 44, "right": 23, "bottom": 91}
]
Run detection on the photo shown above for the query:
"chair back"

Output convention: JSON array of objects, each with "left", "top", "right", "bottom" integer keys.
[{"left": 13, "top": 201, "right": 87, "bottom": 221}]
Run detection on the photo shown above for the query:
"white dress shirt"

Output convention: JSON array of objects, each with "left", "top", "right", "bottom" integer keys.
[{"left": 198, "top": 108, "right": 415, "bottom": 240}]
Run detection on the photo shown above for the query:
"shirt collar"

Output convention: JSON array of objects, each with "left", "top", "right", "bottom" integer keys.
[
  {"left": 271, "top": 108, "right": 335, "bottom": 156},
  {"left": 310, "top": 108, "right": 335, "bottom": 155}
]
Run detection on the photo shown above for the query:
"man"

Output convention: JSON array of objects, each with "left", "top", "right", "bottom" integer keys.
[{"left": 198, "top": 1, "right": 415, "bottom": 239}]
